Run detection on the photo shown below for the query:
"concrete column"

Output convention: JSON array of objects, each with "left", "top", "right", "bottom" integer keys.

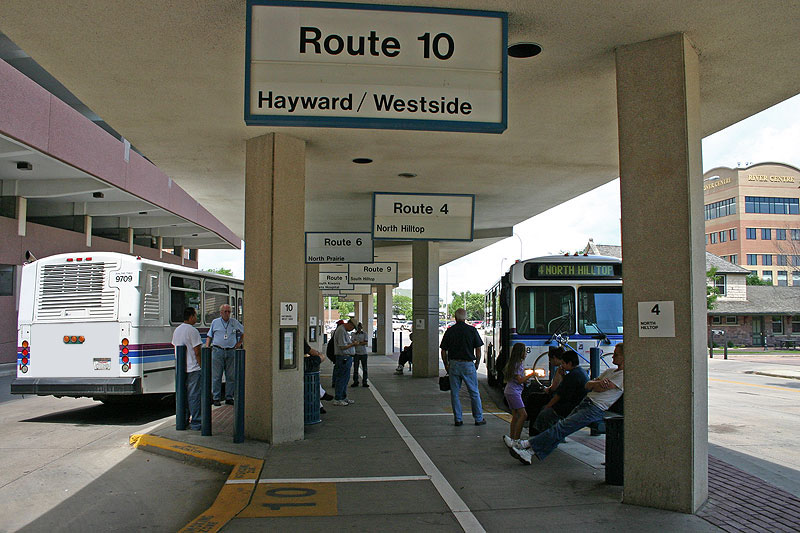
[
  {"left": 376, "top": 285, "right": 393, "bottom": 355},
  {"left": 84, "top": 215, "right": 92, "bottom": 247},
  {"left": 616, "top": 33, "right": 707, "bottom": 512},
  {"left": 16, "top": 197, "right": 26, "bottom": 237},
  {"left": 305, "top": 264, "right": 323, "bottom": 352},
  {"left": 157, "top": 236, "right": 164, "bottom": 259},
  {"left": 127, "top": 227, "right": 135, "bottom": 254},
  {"left": 175, "top": 245, "right": 185, "bottom": 265},
  {"left": 189, "top": 249, "right": 198, "bottom": 262},
  {"left": 412, "top": 240, "right": 439, "bottom": 377},
  {"left": 244, "top": 133, "right": 305, "bottom": 444},
  {"left": 361, "top": 292, "right": 374, "bottom": 341}
]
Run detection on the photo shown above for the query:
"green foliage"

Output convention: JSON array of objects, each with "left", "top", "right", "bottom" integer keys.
[
  {"left": 706, "top": 267, "right": 719, "bottom": 310},
  {"left": 447, "top": 291, "right": 485, "bottom": 320},
  {"left": 393, "top": 294, "right": 412, "bottom": 319},
  {"left": 327, "top": 297, "right": 354, "bottom": 320},
  {"left": 746, "top": 273, "right": 771, "bottom": 286},
  {"left": 205, "top": 267, "right": 233, "bottom": 277}
]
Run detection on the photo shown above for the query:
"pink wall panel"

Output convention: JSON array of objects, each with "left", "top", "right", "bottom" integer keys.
[
  {"left": 126, "top": 151, "right": 171, "bottom": 205},
  {"left": 0, "top": 60, "right": 50, "bottom": 151},
  {"left": 168, "top": 182, "right": 199, "bottom": 222},
  {"left": 47, "top": 97, "right": 127, "bottom": 188}
]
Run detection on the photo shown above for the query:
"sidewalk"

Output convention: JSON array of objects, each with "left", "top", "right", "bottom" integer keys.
[{"left": 132, "top": 355, "right": 783, "bottom": 533}]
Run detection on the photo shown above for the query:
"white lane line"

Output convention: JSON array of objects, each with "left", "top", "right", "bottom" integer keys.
[
  {"left": 228, "top": 475, "right": 431, "bottom": 485},
  {"left": 368, "top": 384, "right": 486, "bottom": 533}
]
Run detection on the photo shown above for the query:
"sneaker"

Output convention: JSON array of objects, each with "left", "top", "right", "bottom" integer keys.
[
  {"left": 321, "top": 393, "right": 334, "bottom": 401},
  {"left": 503, "top": 435, "right": 514, "bottom": 448},
  {"left": 345, "top": 398, "right": 355, "bottom": 404},
  {"left": 320, "top": 407, "right": 327, "bottom": 414},
  {"left": 475, "top": 419, "right": 487, "bottom": 426},
  {"left": 212, "top": 400, "right": 222, "bottom": 407},
  {"left": 332, "top": 400, "right": 349, "bottom": 406},
  {"left": 394, "top": 368, "right": 403, "bottom": 375},
  {"left": 225, "top": 398, "right": 234, "bottom": 405},
  {"left": 362, "top": 383, "right": 369, "bottom": 388},
  {"left": 351, "top": 382, "right": 359, "bottom": 387},
  {"left": 510, "top": 445, "right": 533, "bottom": 465},
  {"left": 454, "top": 420, "right": 463, "bottom": 426}
]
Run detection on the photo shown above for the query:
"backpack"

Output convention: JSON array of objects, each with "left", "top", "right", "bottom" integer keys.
[{"left": 326, "top": 336, "right": 336, "bottom": 360}]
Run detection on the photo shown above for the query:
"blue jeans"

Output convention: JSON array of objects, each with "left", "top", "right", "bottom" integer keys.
[
  {"left": 211, "top": 346, "right": 235, "bottom": 401},
  {"left": 353, "top": 354, "right": 368, "bottom": 383},
  {"left": 186, "top": 370, "right": 202, "bottom": 429},
  {"left": 527, "top": 397, "right": 605, "bottom": 460},
  {"left": 448, "top": 360, "right": 483, "bottom": 422},
  {"left": 532, "top": 406, "right": 562, "bottom": 434},
  {"left": 333, "top": 355, "right": 353, "bottom": 400}
]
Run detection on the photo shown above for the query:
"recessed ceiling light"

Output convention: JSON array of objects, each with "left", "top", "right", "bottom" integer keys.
[
  {"left": 138, "top": 211, "right": 147, "bottom": 215},
  {"left": 508, "top": 42, "right": 542, "bottom": 58},
  {"left": 92, "top": 192, "right": 104, "bottom": 199},
  {"left": 398, "top": 173, "right": 417, "bottom": 178},
  {"left": 16, "top": 161, "right": 32, "bottom": 171},
  {"left": 352, "top": 158, "right": 373, "bottom": 164}
]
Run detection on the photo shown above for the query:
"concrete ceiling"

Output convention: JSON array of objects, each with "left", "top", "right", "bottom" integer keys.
[{"left": 1, "top": 1, "right": 798, "bottom": 280}]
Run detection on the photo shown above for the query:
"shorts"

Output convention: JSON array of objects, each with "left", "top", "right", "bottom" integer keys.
[{"left": 505, "top": 390, "right": 525, "bottom": 410}]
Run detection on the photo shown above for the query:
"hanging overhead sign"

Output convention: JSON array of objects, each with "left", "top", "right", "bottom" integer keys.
[
  {"left": 372, "top": 192, "right": 474, "bottom": 241},
  {"left": 319, "top": 272, "right": 352, "bottom": 291},
  {"left": 339, "top": 284, "right": 372, "bottom": 295},
  {"left": 348, "top": 262, "right": 398, "bottom": 285},
  {"left": 245, "top": 1, "right": 507, "bottom": 133},
  {"left": 306, "top": 232, "right": 373, "bottom": 263}
]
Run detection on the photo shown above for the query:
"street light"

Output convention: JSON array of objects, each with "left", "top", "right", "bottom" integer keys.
[
  {"left": 500, "top": 256, "right": 509, "bottom": 278},
  {"left": 513, "top": 233, "right": 524, "bottom": 260}
]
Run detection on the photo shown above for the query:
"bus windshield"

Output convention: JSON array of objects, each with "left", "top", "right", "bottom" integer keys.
[
  {"left": 578, "top": 287, "right": 623, "bottom": 335},
  {"left": 514, "top": 286, "right": 575, "bottom": 335}
]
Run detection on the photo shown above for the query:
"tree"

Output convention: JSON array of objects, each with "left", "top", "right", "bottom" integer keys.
[
  {"left": 447, "top": 291, "right": 485, "bottom": 320},
  {"left": 392, "top": 294, "right": 412, "bottom": 319},
  {"left": 328, "top": 297, "right": 353, "bottom": 319},
  {"left": 707, "top": 267, "right": 719, "bottom": 310},
  {"left": 746, "top": 273, "right": 771, "bottom": 286},
  {"left": 205, "top": 267, "right": 233, "bottom": 276}
]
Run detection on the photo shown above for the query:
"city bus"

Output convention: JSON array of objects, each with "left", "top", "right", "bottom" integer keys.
[
  {"left": 484, "top": 254, "right": 622, "bottom": 387},
  {"left": 11, "top": 252, "right": 243, "bottom": 402}
]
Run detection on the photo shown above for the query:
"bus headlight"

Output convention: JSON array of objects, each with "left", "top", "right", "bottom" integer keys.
[{"left": 534, "top": 368, "right": 546, "bottom": 377}]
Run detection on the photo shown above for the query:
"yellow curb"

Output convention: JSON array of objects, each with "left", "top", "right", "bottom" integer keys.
[{"left": 130, "top": 433, "right": 264, "bottom": 533}]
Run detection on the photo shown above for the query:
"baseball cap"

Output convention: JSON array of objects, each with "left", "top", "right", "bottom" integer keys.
[{"left": 348, "top": 317, "right": 358, "bottom": 326}]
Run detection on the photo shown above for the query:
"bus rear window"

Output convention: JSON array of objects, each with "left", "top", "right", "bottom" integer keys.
[
  {"left": 578, "top": 287, "right": 623, "bottom": 335},
  {"left": 515, "top": 286, "right": 574, "bottom": 335}
]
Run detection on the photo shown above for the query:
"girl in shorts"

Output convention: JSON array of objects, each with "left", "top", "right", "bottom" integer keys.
[{"left": 503, "top": 342, "right": 535, "bottom": 449}]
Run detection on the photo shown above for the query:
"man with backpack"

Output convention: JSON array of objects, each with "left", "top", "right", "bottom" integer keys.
[{"left": 332, "top": 317, "right": 359, "bottom": 406}]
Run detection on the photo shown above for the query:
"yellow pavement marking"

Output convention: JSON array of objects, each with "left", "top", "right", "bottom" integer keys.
[
  {"left": 129, "top": 433, "right": 263, "bottom": 533},
  {"left": 238, "top": 482, "right": 337, "bottom": 518},
  {"left": 709, "top": 377, "right": 799, "bottom": 393}
]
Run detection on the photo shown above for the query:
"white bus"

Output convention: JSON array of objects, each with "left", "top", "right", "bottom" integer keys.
[{"left": 11, "top": 252, "right": 243, "bottom": 402}]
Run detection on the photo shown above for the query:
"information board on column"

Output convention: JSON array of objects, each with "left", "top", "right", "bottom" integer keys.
[
  {"left": 245, "top": 1, "right": 507, "bottom": 133},
  {"left": 348, "top": 262, "right": 398, "bottom": 284},
  {"left": 306, "top": 232, "right": 373, "bottom": 263},
  {"left": 637, "top": 301, "right": 675, "bottom": 338},
  {"left": 372, "top": 193, "right": 474, "bottom": 241}
]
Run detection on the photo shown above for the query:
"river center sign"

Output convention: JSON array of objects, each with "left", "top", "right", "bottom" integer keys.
[
  {"left": 245, "top": 1, "right": 507, "bottom": 133},
  {"left": 372, "top": 192, "right": 474, "bottom": 241}
]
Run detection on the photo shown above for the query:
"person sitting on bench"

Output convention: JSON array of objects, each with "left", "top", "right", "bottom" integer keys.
[
  {"left": 530, "top": 349, "right": 588, "bottom": 435},
  {"left": 510, "top": 343, "right": 624, "bottom": 465}
]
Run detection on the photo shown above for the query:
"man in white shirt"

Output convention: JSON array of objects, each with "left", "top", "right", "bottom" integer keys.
[
  {"left": 510, "top": 343, "right": 624, "bottom": 464},
  {"left": 172, "top": 307, "right": 203, "bottom": 430}
]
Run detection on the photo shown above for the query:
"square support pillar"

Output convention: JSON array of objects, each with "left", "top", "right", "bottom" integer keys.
[
  {"left": 157, "top": 236, "right": 164, "bottom": 259},
  {"left": 244, "top": 133, "right": 306, "bottom": 444},
  {"left": 376, "top": 285, "right": 394, "bottom": 355},
  {"left": 16, "top": 197, "right": 26, "bottom": 237},
  {"left": 84, "top": 215, "right": 92, "bottom": 247},
  {"left": 412, "top": 240, "right": 439, "bottom": 377},
  {"left": 127, "top": 227, "right": 135, "bottom": 254},
  {"left": 175, "top": 245, "right": 185, "bottom": 265},
  {"left": 305, "top": 264, "right": 324, "bottom": 352},
  {"left": 616, "top": 33, "right": 708, "bottom": 513}
]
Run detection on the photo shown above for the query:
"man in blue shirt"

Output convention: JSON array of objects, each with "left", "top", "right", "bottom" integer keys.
[{"left": 205, "top": 304, "right": 244, "bottom": 406}]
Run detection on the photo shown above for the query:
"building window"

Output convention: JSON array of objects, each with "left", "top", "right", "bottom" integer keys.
[
  {"left": 705, "top": 234, "right": 709, "bottom": 245},
  {"left": 746, "top": 228, "right": 757, "bottom": 240},
  {"left": 704, "top": 197, "right": 737, "bottom": 220},
  {"left": 745, "top": 196, "right": 800, "bottom": 215},
  {"left": 729, "top": 254, "right": 738, "bottom": 265},
  {"left": 778, "top": 271, "right": 788, "bottom": 286},
  {"left": 762, "top": 254, "right": 773, "bottom": 266},
  {"left": 773, "top": 316, "right": 784, "bottom": 335},
  {"left": 794, "top": 272, "right": 800, "bottom": 285},
  {"left": 793, "top": 255, "right": 800, "bottom": 267},
  {"left": 714, "top": 275, "right": 726, "bottom": 296},
  {"left": 762, "top": 271, "right": 773, "bottom": 283},
  {"left": 0, "top": 265, "right": 13, "bottom": 297},
  {"left": 729, "top": 229, "right": 737, "bottom": 241},
  {"left": 749, "top": 270, "right": 758, "bottom": 276},
  {"left": 776, "top": 229, "right": 787, "bottom": 240},
  {"left": 761, "top": 228, "right": 772, "bottom": 240},
  {"left": 711, "top": 316, "right": 722, "bottom": 325},
  {"left": 710, "top": 233, "right": 717, "bottom": 244},
  {"left": 747, "top": 254, "right": 757, "bottom": 266},
  {"left": 726, "top": 316, "right": 738, "bottom": 325},
  {"left": 792, "top": 229, "right": 800, "bottom": 240},
  {"left": 778, "top": 255, "right": 788, "bottom": 266},
  {"left": 719, "top": 231, "right": 727, "bottom": 243},
  {"left": 793, "top": 316, "right": 800, "bottom": 334}
]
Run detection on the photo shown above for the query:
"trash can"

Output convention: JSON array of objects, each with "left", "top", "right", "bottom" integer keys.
[
  {"left": 604, "top": 413, "right": 624, "bottom": 485},
  {"left": 304, "top": 371, "right": 321, "bottom": 425}
]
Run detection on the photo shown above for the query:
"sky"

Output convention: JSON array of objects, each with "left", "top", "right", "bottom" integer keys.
[{"left": 200, "top": 93, "right": 800, "bottom": 300}]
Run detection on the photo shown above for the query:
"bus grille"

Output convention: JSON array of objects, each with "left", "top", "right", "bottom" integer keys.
[{"left": 36, "top": 262, "right": 118, "bottom": 321}]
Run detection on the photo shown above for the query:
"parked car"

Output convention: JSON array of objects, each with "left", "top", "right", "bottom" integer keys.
[{"left": 402, "top": 320, "right": 413, "bottom": 331}]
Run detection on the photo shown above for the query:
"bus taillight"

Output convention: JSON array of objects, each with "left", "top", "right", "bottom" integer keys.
[
  {"left": 121, "top": 338, "right": 129, "bottom": 346},
  {"left": 122, "top": 355, "right": 129, "bottom": 363}
]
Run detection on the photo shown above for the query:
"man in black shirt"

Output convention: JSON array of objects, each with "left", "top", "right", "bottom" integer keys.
[
  {"left": 531, "top": 349, "right": 588, "bottom": 434},
  {"left": 440, "top": 308, "right": 485, "bottom": 426}
]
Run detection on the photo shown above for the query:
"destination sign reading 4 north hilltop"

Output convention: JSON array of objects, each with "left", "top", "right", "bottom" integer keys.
[{"left": 246, "top": 1, "right": 507, "bottom": 133}]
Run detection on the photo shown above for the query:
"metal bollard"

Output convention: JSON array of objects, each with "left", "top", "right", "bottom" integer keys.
[
  {"left": 589, "top": 347, "right": 601, "bottom": 380},
  {"left": 233, "top": 349, "right": 246, "bottom": 443},
  {"left": 724, "top": 343, "right": 728, "bottom": 360},
  {"left": 400, "top": 331, "right": 403, "bottom": 352},
  {"left": 201, "top": 346, "right": 212, "bottom": 436},
  {"left": 175, "top": 345, "right": 187, "bottom": 431}
]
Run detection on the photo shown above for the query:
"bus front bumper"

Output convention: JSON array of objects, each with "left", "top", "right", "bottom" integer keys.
[{"left": 11, "top": 377, "right": 142, "bottom": 397}]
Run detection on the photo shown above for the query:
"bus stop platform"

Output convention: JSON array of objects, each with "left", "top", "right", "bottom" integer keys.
[{"left": 137, "top": 355, "right": 799, "bottom": 533}]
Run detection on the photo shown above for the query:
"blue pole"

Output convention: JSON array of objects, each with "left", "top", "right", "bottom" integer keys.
[
  {"left": 201, "top": 346, "right": 212, "bottom": 436},
  {"left": 175, "top": 345, "right": 187, "bottom": 431},
  {"left": 233, "top": 349, "right": 246, "bottom": 443},
  {"left": 590, "top": 347, "right": 601, "bottom": 380}
]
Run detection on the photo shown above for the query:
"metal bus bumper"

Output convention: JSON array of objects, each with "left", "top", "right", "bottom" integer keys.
[{"left": 11, "top": 377, "right": 142, "bottom": 397}]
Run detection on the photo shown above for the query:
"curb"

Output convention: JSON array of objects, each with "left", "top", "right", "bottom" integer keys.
[
  {"left": 130, "top": 433, "right": 264, "bottom": 533},
  {"left": 747, "top": 371, "right": 800, "bottom": 381}
]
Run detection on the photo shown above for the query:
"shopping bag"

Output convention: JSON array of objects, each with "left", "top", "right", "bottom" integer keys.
[{"left": 439, "top": 374, "right": 451, "bottom": 391}]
